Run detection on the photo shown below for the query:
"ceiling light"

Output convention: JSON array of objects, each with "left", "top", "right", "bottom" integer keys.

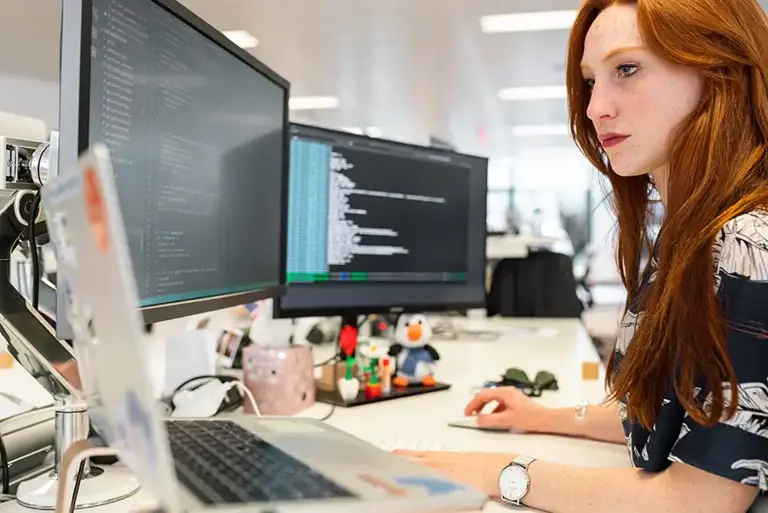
[
  {"left": 480, "top": 10, "right": 577, "bottom": 33},
  {"left": 340, "top": 126, "right": 364, "bottom": 135},
  {"left": 289, "top": 96, "right": 340, "bottom": 110},
  {"left": 511, "top": 125, "right": 570, "bottom": 137},
  {"left": 365, "top": 127, "right": 383, "bottom": 138},
  {"left": 222, "top": 30, "right": 258, "bottom": 49},
  {"left": 499, "top": 85, "right": 567, "bottom": 101}
]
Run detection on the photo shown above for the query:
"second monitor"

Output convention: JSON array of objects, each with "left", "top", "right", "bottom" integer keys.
[{"left": 275, "top": 123, "right": 488, "bottom": 320}]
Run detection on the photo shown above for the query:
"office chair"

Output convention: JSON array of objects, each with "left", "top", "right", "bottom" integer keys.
[{"left": 487, "top": 250, "right": 584, "bottom": 318}]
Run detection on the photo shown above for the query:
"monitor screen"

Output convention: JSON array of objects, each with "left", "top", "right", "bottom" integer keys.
[
  {"left": 275, "top": 124, "right": 488, "bottom": 317},
  {"left": 57, "top": 0, "right": 288, "bottom": 337}
]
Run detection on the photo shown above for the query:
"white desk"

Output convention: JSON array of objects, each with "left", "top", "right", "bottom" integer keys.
[{"left": 0, "top": 317, "right": 630, "bottom": 513}]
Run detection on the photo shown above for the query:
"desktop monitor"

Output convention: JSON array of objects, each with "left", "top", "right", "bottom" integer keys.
[
  {"left": 274, "top": 123, "right": 488, "bottom": 321},
  {"left": 57, "top": 0, "right": 289, "bottom": 340}
]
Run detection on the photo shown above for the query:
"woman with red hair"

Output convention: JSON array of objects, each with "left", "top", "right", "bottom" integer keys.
[{"left": 397, "top": 0, "right": 768, "bottom": 511}]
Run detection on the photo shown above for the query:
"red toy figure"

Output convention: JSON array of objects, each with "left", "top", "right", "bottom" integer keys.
[{"left": 339, "top": 325, "right": 358, "bottom": 358}]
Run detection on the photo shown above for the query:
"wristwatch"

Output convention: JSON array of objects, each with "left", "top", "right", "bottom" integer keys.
[{"left": 498, "top": 455, "right": 536, "bottom": 505}]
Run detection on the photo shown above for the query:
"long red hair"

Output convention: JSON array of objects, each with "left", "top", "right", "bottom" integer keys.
[{"left": 567, "top": 0, "right": 768, "bottom": 429}]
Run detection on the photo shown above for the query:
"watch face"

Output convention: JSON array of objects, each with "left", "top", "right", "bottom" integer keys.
[{"left": 499, "top": 465, "right": 529, "bottom": 502}]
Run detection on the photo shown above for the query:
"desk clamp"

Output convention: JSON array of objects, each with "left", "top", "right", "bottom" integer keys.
[{"left": 15, "top": 396, "right": 140, "bottom": 510}]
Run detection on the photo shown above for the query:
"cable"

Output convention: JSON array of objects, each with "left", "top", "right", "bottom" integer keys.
[
  {"left": 28, "top": 191, "right": 42, "bottom": 311},
  {"left": 27, "top": 140, "right": 50, "bottom": 311},
  {"left": 0, "top": 427, "right": 8, "bottom": 495},
  {"left": 318, "top": 335, "right": 342, "bottom": 422},
  {"left": 69, "top": 459, "right": 86, "bottom": 513},
  {"left": 172, "top": 374, "right": 237, "bottom": 395},
  {"left": 314, "top": 354, "right": 339, "bottom": 368},
  {"left": 33, "top": 142, "right": 49, "bottom": 187},
  {"left": 229, "top": 381, "right": 260, "bottom": 417}
]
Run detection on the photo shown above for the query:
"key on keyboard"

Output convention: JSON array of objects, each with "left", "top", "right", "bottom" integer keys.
[{"left": 166, "top": 420, "right": 356, "bottom": 505}]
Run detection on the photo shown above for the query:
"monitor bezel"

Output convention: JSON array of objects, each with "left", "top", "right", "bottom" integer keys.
[
  {"left": 273, "top": 123, "right": 489, "bottom": 319},
  {"left": 58, "top": 0, "right": 290, "bottom": 334}
]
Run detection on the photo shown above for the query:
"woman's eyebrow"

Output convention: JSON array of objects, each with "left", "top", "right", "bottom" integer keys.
[{"left": 580, "top": 44, "right": 645, "bottom": 71}]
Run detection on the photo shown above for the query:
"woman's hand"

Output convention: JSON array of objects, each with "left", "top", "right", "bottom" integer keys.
[
  {"left": 465, "top": 386, "right": 549, "bottom": 432},
  {"left": 393, "top": 450, "right": 515, "bottom": 497}
]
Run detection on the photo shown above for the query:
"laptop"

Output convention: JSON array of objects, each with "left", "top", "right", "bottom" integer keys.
[{"left": 42, "top": 144, "right": 488, "bottom": 513}]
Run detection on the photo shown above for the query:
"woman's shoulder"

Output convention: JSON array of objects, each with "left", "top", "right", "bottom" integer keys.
[
  {"left": 720, "top": 209, "right": 768, "bottom": 242},
  {"left": 714, "top": 209, "right": 768, "bottom": 283}
]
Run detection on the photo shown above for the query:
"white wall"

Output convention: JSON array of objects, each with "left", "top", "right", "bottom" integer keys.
[{"left": 0, "top": 75, "right": 58, "bottom": 131}]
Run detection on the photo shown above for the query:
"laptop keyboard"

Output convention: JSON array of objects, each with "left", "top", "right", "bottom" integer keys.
[{"left": 166, "top": 420, "right": 356, "bottom": 504}]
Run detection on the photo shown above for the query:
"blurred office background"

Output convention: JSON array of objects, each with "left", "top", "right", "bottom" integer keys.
[{"left": 0, "top": 0, "right": 708, "bottom": 345}]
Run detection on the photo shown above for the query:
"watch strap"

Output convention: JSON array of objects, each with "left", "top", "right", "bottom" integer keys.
[{"left": 512, "top": 455, "right": 536, "bottom": 470}]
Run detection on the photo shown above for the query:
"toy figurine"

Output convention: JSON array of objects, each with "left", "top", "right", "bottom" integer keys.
[
  {"left": 364, "top": 361, "right": 382, "bottom": 399},
  {"left": 389, "top": 314, "right": 440, "bottom": 387},
  {"left": 339, "top": 325, "right": 359, "bottom": 359},
  {"left": 357, "top": 342, "right": 390, "bottom": 399},
  {"left": 337, "top": 360, "right": 360, "bottom": 402},
  {"left": 355, "top": 340, "right": 388, "bottom": 379}
]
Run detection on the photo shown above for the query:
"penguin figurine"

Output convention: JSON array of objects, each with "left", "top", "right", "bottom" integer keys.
[{"left": 388, "top": 314, "right": 440, "bottom": 387}]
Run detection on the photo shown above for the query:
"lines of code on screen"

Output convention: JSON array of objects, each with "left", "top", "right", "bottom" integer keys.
[
  {"left": 88, "top": 0, "right": 285, "bottom": 306},
  {"left": 287, "top": 136, "right": 470, "bottom": 284}
]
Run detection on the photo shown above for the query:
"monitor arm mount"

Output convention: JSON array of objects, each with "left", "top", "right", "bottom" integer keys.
[
  {"left": 0, "top": 183, "right": 141, "bottom": 509},
  {"left": 0, "top": 188, "right": 78, "bottom": 398}
]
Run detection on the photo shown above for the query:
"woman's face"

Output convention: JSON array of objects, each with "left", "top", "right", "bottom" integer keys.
[{"left": 580, "top": 4, "right": 703, "bottom": 182}]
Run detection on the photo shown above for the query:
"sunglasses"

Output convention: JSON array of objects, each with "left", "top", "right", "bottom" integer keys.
[{"left": 483, "top": 368, "right": 559, "bottom": 397}]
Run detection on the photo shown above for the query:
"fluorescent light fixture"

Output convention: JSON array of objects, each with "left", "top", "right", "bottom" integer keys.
[
  {"left": 340, "top": 126, "right": 364, "bottom": 135},
  {"left": 511, "top": 124, "right": 570, "bottom": 137},
  {"left": 289, "top": 96, "right": 340, "bottom": 110},
  {"left": 222, "top": 30, "right": 258, "bottom": 49},
  {"left": 499, "top": 85, "right": 567, "bottom": 101},
  {"left": 480, "top": 10, "right": 577, "bottom": 33}
]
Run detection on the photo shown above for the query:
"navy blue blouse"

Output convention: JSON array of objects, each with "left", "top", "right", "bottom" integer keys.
[{"left": 615, "top": 211, "right": 768, "bottom": 490}]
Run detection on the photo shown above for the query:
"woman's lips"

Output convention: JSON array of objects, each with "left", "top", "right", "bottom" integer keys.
[{"left": 601, "top": 135, "right": 630, "bottom": 148}]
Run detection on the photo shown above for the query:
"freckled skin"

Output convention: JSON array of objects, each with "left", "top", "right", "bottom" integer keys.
[{"left": 581, "top": 4, "right": 704, "bottom": 192}]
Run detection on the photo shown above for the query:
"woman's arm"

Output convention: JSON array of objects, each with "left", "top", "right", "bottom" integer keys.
[
  {"left": 398, "top": 451, "right": 758, "bottom": 513},
  {"left": 524, "top": 459, "right": 757, "bottom": 513},
  {"left": 466, "top": 388, "right": 626, "bottom": 444},
  {"left": 528, "top": 401, "right": 626, "bottom": 444}
]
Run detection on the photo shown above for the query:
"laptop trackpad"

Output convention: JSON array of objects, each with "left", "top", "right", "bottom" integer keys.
[{"left": 277, "top": 434, "right": 392, "bottom": 467}]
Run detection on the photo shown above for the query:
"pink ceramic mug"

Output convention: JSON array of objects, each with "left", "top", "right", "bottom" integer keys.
[{"left": 241, "top": 345, "right": 316, "bottom": 416}]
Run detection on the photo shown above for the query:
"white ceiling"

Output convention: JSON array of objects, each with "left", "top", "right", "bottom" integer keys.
[
  {"left": 180, "top": 0, "right": 580, "bottom": 156},
  {"left": 2, "top": 0, "right": 767, "bottom": 159}
]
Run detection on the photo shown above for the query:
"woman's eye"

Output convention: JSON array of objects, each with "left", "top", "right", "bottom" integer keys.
[
  {"left": 584, "top": 78, "right": 595, "bottom": 90},
  {"left": 615, "top": 64, "right": 639, "bottom": 78}
]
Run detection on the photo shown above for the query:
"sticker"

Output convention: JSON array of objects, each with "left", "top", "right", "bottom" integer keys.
[
  {"left": 0, "top": 352, "right": 14, "bottom": 369},
  {"left": 216, "top": 329, "right": 245, "bottom": 369},
  {"left": 83, "top": 165, "right": 109, "bottom": 253},
  {"left": 260, "top": 420, "right": 326, "bottom": 434},
  {"left": 392, "top": 477, "right": 464, "bottom": 496},
  {"left": 48, "top": 212, "right": 78, "bottom": 268},
  {"left": 113, "top": 390, "right": 156, "bottom": 471},
  {"left": 358, "top": 474, "right": 407, "bottom": 496}
]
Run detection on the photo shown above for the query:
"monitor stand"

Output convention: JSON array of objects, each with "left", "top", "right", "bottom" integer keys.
[
  {"left": 316, "top": 313, "right": 452, "bottom": 408},
  {"left": 0, "top": 189, "right": 78, "bottom": 397}
]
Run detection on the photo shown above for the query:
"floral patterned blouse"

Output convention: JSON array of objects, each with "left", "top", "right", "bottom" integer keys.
[{"left": 614, "top": 211, "right": 768, "bottom": 493}]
